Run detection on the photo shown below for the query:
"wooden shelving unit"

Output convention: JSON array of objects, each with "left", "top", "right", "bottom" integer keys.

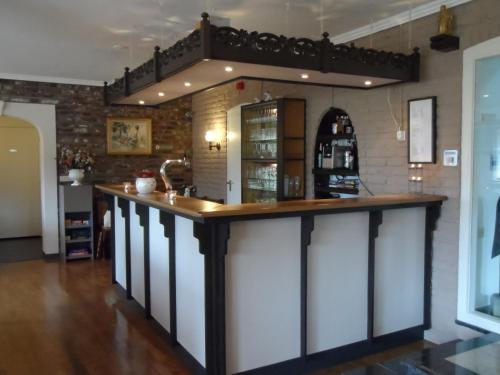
[
  {"left": 241, "top": 99, "right": 306, "bottom": 203},
  {"left": 59, "top": 185, "right": 94, "bottom": 261}
]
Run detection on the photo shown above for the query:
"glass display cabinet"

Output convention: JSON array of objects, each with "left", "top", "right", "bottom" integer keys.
[{"left": 241, "top": 99, "right": 306, "bottom": 203}]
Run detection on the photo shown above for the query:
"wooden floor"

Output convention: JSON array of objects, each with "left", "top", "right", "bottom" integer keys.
[{"left": 0, "top": 259, "right": 431, "bottom": 375}]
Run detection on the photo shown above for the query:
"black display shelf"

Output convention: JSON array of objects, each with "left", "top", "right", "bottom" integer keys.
[
  {"left": 312, "top": 168, "right": 358, "bottom": 176},
  {"left": 315, "top": 186, "right": 359, "bottom": 195}
]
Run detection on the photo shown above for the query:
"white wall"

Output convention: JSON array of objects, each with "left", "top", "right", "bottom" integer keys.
[
  {"left": 1, "top": 101, "right": 58, "bottom": 254},
  {"left": 0, "top": 117, "right": 41, "bottom": 238}
]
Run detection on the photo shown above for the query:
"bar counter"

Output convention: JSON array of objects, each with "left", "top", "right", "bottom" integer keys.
[{"left": 96, "top": 184, "right": 446, "bottom": 375}]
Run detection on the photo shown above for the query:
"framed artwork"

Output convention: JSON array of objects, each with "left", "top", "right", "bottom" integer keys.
[
  {"left": 106, "top": 118, "right": 152, "bottom": 155},
  {"left": 408, "top": 96, "right": 437, "bottom": 164}
]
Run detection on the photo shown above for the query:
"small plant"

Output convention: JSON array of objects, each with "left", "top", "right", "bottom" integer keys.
[
  {"left": 58, "top": 145, "right": 95, "bottom": 172},
  {"left": 135, "top": 169, "right": 155, "bottom": 178}
]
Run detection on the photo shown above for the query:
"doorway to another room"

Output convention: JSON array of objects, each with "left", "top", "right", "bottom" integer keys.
[{"left": 0, "top": 116, "right": 42, "bottom": 262}]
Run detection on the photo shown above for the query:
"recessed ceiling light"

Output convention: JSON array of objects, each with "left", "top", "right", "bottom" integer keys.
[
  {"left": 203, "top": 58, "right": 210, "bottom": 62},
  {"left": 225, "top": 66, "right": 233, "bottom": 72},
  {"left": 184, "top": 82, "right": 192, "bottom": 87},
  {"left": 141, "top": 37, "right": 154, "bottom": 42},
  {"left": 158, "top": 92, "right": 165, "bottom": 97},
  {"left": 364, "top": 80, "right": 372, "bottom": 86},
  {"left": 483, "top": 94, "right": 489, "bottom": 98},
  {"left": 301, "top": 73, "right": 309, "bottom": 79},
  {"left": 138, "top": 100, "right": 145, "bottom": 105},
  {"left": 8, "top": 148, "right": 18, "bottom": 153}
]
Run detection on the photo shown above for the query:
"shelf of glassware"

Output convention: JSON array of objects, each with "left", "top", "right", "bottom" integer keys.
[{"left": 242, "top": 160, "right": 277, "bottom": 203}]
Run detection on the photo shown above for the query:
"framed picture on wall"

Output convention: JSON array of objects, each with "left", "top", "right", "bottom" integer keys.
[
  {"left": 106, "top": 118, "right": 152, "bottom": 155},
  {"left": 408, "top": 96, "right": 437, "bottom": 164}
]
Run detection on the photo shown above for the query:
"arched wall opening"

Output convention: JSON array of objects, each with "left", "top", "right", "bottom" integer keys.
[{"left": 0, "top": 101, "right": 58, "bottom": 254}]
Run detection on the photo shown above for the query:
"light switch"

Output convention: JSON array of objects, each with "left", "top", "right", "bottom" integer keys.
[{"left": 443, "top": 150, "right": 459, "bottom": 166}]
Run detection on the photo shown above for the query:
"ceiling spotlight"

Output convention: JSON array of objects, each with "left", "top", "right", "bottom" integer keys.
[
  {"left": 138, "top": 100, "right": 145, "bottom": 105},
  {"left": 8, "top": 148, "right": 18, "bottom": 153},
  {"left": 364, "top": 80, "right": 372, "bottom": 86},
  {"left": 184, "top": 82, "right": 192, "bottom": 87},
  {"left": 225, "top": 66, "right": 233, "bottom": 72},
  {"left": 301, "top": 73, "right": 309, "bottom": 79},
  {"left": 158, "top": 92, "right": 165, "bottom": 97}
]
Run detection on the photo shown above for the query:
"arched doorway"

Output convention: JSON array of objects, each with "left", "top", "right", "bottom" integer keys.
[{"left": 0, "top": 101, "right": 58, "bottom": 255}]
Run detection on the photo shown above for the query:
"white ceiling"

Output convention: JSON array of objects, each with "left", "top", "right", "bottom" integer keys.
[{"left": 0, "top": 0, "right": 465, "bottom": 85}]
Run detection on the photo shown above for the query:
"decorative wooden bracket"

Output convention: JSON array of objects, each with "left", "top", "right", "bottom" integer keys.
[
  {"left": 158, "top": 210, "right": 177, "bottom": 345},
  {"left": 300, "top": 215, "right": 315, "bottom": 359},
  {"left": 367, "top": 210, "right": 383, "bottom": 340},
  {"left": 424, "top": 203, "right": 442, "bottom": 329}
]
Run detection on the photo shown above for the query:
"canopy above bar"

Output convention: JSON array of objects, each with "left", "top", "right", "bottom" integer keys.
[{"left": 104, "top": 13, "right": 420, "bottom": 106}]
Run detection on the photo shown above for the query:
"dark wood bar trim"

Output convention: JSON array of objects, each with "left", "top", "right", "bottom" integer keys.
[
  {"left": 424, "top": 204, "right": 442, "bottom": 329},
  {"left": 367, "top": 210, "right": 383, "bottom": 341},
  {"left": 117, "top": 197, "right": 132, "bottom": 299},
  {"left": 103, "top": 194, "right": 116, "bottom": 284},
  {"left": 194, "top": 221, "right": 230, "bottom": 375},
  {"left": 159, "top": 211, "right": 177, "bottom": 345},
  {"left": 136, "top": 204, "right": 151, "bottom": 319},
  {"left": 300, "top": 215, "right": 315, "bottom": 359}
]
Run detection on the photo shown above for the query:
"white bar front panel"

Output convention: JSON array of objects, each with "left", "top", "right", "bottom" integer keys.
[
  {"left": 226, "top": 218, "right": 301, "bottom": 374},
  {"left": 374, "top": 207, "right": 426, "bottom": 337},
  {"left": 149, "top": 208, "right": 171, "bottom": 331},
  {"left": 307, "top": 212, "right": 370, "bottom": 354},
  {"left": 175, "top": 216, "right": 205, "bottom": 367},
  {"left": 130, "top": 201, "right": 145, "bottom": 307}
]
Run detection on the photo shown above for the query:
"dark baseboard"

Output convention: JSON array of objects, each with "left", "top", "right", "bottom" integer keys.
[
  {"left": 113, "top": 283, "right": 206, "bottom": 375},
  {"left": 0, "top": 235, "right": 42, "bottom": 241},
  {"left": 235, "top": 326, "right": 424, "bottom": 375},
  {"left": 455, "top": 319, "right": 490, "bottom": 334}
]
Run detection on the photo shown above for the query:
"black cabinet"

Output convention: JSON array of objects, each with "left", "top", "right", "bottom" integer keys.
[{"left": 313, "top": 107, "right": 359, "bottom": 198}]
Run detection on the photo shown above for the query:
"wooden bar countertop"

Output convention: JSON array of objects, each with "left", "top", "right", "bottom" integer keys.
[{"left": 96, "top": 184, "right": 446, "bottom": 223}]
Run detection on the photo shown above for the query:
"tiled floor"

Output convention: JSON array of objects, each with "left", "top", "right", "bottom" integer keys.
[{"left": 344, "top": 333, "right": 500, "bottom": 375}]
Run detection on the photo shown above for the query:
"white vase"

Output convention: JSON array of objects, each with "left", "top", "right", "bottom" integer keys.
[
  {"left": 68, "top": 169, "right": 85, "bottom": 186},
  {"left": 135, "top": 177, "right": 156, "bottom": 194}
]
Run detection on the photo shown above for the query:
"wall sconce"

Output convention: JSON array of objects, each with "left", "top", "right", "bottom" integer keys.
[{"left": 205, "top": 130, "right": 221, "bottom": 151}]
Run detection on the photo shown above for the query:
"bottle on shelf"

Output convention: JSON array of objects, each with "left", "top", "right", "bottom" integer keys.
[
  {"left": 317, "top": 143, "right": 323, "bottom": 168},
  {"left": 323, "top": 142, "right": 333, "bottom": 169},
  {"left": 332, "top": 116, "right": 339, "bottom": 135}
]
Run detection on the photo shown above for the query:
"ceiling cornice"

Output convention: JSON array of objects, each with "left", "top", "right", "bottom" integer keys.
[
  {"left": 331, "top": 0, "right": 472, "bottom": 44},
  {"left": 0, "top": 72, "right": 103, "bottom": 87}
]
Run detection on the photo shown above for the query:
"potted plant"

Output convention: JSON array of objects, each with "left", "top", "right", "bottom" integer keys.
[
  {"left": 135, "top": 169, "right": 157, "bottom": 194},
  {"left": 58, "top": 145, "right": 95, "bottom": 186}
]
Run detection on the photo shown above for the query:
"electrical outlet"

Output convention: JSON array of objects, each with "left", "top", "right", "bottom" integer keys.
[{"left": 397, "top": 130, "right": 406, "bottom": 141}]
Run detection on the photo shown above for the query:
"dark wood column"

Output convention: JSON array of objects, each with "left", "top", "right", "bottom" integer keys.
[
  {"left": 300, "top": 215, "right": 315, "bottom": 359},
  {"left": 424, "top": 204, "right": 442, "bottom": 329},
  {"left": 135, "top": 204, "right": 151, "bottom": 319},
  {"left": 103, "top": 194, "right": 116, "bottom": 284},
  {"left": 367, "top": 210, "right": 383, "bottom": 341},
  {"left": 117, "top": 198, "right": 132, "bottom": 299},
  {"left": 194, "top": 221, "right": 230, "bottom": 375},
  {"left": 159, "top": 211, "right": 177, "bottom": 345}
]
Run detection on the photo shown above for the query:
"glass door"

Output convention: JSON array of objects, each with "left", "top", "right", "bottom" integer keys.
[{"left": 459, "top": 36, "right": 500, "bottom": 333}]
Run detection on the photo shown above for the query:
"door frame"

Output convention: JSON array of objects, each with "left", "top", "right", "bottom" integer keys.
[
  {"left": 458, "top": 35, "right": 500, "bottom": 333},
  {"left": 1, "top": 101, "right": 58, "bottom": 255}
]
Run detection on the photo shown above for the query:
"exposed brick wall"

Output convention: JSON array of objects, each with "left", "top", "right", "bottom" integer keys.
[
  {"left": 0, "top": 79, "right": 192, "bottom": 188},
  {"left": 191, "top": 0, "right": 500, "bottom": 343}
]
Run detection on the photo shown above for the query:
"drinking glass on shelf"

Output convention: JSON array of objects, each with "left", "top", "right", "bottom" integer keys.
[{"left": 294, "top": 176, "right": 301, "bottom": 197}]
